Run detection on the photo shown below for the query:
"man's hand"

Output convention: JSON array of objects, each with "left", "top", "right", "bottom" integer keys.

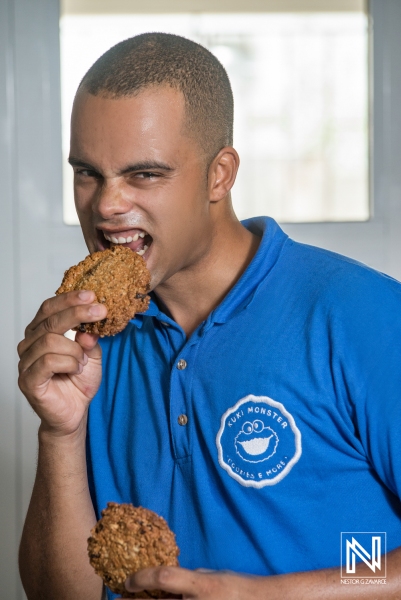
[
  {"left": 17, "top": 290, "right": 107, "bottom": 436},
  {"left": 18, "top": 290, "right": 107, "bottom": 600},
  {"left": 124, "top": 567, "right": 260, "bottom": 600},
  {"left": 124, "top": 548, "right": 401, "bottom": 600}
]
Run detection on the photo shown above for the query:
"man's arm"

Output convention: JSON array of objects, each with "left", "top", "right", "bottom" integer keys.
[
  {"left": 125, "top": 547, "right": 401, "bottom": 599},
  {"left": 19, "top": 421, "right": 103, "bottom": 600},
  {"left": 17, "top": 290, "right": 107, "bottom": 600}
]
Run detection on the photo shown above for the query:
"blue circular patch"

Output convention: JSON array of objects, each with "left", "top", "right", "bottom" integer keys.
[{"left": 216, "top": 394, "right": 302, "bottom": 487}]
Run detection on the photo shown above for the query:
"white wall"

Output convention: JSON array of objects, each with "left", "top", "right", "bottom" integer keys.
[
  {"left": 0, "top": 1, "right": 400, "bottom": 597},
  {"left": 0, "top": 1, "right": 86, "bottom": 596}
]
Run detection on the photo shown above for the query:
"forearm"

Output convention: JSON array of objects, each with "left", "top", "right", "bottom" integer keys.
[
  {"left": 126, "top": 547, "right": 401, "bottom": 599},
  {"left": 19, "top": 416, "right": 103, "bottom": 600},
  {"left": 256, "top": 547, "right": 401, "bottom": 599}
]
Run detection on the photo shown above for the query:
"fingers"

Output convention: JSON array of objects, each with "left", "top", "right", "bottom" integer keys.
[
  {"left": 26, "top": 290, "right": 96, "bottom": 332},
  {"left": 125, "top": 567, "right": 201, "bottom": 597},
  {"left": 125, "top": 568, "right": 254, "bottom": 600},
  {"left": 18, "top": 333, "right": 87, "bottom": 375},
  {"left": 75, "top": 331, "right": 102, "bottom": 359},
  {"left": 18, "top": 293, "right": 107, "bottom": 357},
  {"left": 17, "top": 290, "right": 105, "bottom": 435},
  {"left": 17, "top": 290, "right": 105, "bottom": 397},
  {"left": 18, "top": 353, "right": 84, "bottom": 399}
]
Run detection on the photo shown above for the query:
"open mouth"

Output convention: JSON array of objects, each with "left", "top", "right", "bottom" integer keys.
[{"left": 97, "top": 228, "right": 153, "bottom": 258}]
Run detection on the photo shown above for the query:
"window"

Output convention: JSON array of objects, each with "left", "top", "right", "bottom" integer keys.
[{"left": 60, "top": 0, "right": 369, "bottom": 224}]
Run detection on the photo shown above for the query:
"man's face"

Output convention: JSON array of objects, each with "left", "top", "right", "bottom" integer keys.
[{"left": 70, "top": 87, "right": 213, "bottom": 290}]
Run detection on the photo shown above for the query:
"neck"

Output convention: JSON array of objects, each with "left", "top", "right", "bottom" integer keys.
[{"left": 154, "top": 214, "right": 260, "bottom": 337}]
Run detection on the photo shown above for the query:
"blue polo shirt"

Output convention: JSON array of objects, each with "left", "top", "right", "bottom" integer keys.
[{"left": 87, "top": 217, "right": 401, "bottom": 599}]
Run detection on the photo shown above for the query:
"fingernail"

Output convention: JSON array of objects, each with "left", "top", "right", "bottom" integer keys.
[
  {"left": 79, "top": 291, "right": 93, "bottom": 301},
  {"left": 125, "top": 576, "right": 135, "bottom": 592},
  {"left": 82, "top": 353, "right": 88, "bottom": 365},
  {"left": 89, "top": 304, "right": 106, "bottom": 317},
  {"left": 77, "top": 363, "right": 83, "bottom": 373}
]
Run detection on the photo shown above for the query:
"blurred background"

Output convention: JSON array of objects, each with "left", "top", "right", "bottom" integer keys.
[{"left": 1, "top": 0, "right": 401, "bottom": 597}]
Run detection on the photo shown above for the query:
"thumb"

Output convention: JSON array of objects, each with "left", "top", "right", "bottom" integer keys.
[{"left": 75, "top": 331, "right": 102, "bottom": 360}]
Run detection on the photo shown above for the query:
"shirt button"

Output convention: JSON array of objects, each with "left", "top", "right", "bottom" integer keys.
[
  {"left": 178, "top": 414, "right": 188, "bottom": 426},
  {"left": 176, "top": 359, "right": 187, "bottom": 370}
]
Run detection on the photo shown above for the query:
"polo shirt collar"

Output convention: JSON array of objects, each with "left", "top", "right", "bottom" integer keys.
[
  {"left": 209, "top": 216, "right": 288, "bottom": 324},
  {"left": 133, "top": 217, "right": 288, "bottom": 328}
]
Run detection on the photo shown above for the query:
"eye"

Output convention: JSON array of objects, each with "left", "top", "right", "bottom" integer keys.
[
  {"left": 253, "top": 420, "right": 264, "bottom": 432},
  {"left": 75, "top": 168, "right": 99, "bottom": 179},
  {"left": 242, "top": 422, "right": 253, "bottom": 435},
  {"left": 135, "top": 171, "right": 159, "bottom": 179}
]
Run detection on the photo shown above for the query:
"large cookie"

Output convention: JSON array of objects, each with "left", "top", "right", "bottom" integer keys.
[
  {"left": 88, "top": 502, "right": 180, "bottom": 599},
  {"left": 56, "top": 246, "right": 150, "bottom": 337}
]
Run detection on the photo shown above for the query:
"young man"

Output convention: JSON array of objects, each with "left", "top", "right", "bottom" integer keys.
[{"left": 18, "top": 33, "right": 401, "bottom": 599}]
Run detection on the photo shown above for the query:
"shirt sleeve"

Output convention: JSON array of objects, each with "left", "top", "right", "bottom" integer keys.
[{"left": 333, "top": 268, "right": 401, "bottom": 499}]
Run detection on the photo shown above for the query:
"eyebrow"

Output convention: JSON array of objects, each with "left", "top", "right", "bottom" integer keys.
[
  {"left": 120, "top": 161, "right": 174, "bottom": 174},
  {"left": 68, "top": 157, "right": 97, "bottom": 171},
  {"left": 68, "top": 156, "right": 174, "bottom": 175}
]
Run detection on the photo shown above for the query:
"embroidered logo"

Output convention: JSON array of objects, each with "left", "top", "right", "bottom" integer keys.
[{"left": 216, "top": 394, "right": 302, "bottom": 488}]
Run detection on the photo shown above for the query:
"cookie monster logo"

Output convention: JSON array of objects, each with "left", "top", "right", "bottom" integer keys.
[
  {"left": 235, "top": 420, "right": 279, "bottom": 463},
  {"left": 216, "top": 395, "right": 302, "bottom": 488}
]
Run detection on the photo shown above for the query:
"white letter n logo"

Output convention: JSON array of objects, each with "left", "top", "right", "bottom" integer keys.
[{"left": 346, "top": 536, "right": 381, "bottom": 573}]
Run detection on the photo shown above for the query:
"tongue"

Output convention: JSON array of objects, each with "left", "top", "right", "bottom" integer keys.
[{"left": 119, "top": 238, "right": 145, "bottom": 252}]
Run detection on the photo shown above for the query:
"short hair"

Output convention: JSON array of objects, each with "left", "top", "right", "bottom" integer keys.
[{"left": 79, "top": 32, "right": 234, "bottom": 164}]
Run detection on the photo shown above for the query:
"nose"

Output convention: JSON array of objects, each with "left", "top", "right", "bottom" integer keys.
[{"left": 93, "top": 178, "right": 133, "bottom": 220}]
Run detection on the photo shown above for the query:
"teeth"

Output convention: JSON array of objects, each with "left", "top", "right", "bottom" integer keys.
[
  {"left": 143, "top": 245, "right": 149, "bottom": 251},
  {"left": 104, "top": 231, "right": 148, "bottom": 244},
  {"left": 136, "top": 249, "right": 145, "bottom": 256}
]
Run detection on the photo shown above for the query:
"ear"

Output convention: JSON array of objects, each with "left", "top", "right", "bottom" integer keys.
[{"left": 208, "top": 147, "right": 240, "bottom": 202}]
